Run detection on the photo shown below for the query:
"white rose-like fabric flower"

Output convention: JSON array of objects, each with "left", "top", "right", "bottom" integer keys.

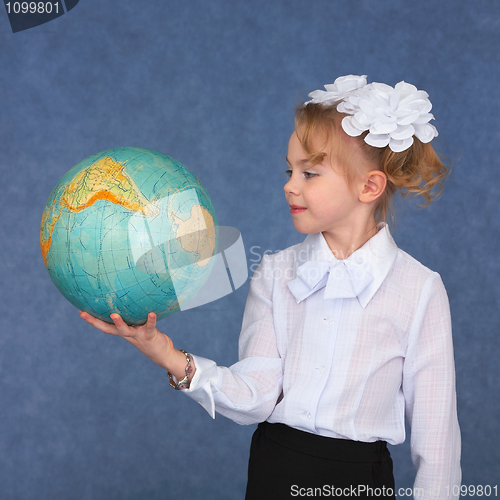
[
  {"left": 306, "top": 75, "right": 367, "bottom": 106},
  {"left": 338, "top": 81, "right": 438, "bottom": 153}
]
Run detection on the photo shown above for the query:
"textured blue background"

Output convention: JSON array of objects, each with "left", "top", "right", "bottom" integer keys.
[{"left": 0, "top": 1, "right": 499, "bottom": 499}]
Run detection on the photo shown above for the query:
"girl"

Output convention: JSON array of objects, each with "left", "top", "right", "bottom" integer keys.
[{"left": 80, "top": 75, "right": 461, "bottom": 499}]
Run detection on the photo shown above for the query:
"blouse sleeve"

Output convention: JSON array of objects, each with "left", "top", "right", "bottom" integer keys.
[
  {"left": 403, "top": 273, "right": 461, "bottom": 499},
  {"left": 181, "top": 255, "right": 284, "bottom": 425}
]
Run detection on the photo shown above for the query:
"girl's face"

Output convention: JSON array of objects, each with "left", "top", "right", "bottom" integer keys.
[{"left": 284, "top": 129, "right": 369, "bottom": 241}]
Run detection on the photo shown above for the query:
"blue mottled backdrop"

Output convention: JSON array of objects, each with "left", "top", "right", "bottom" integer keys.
[{"left": 0, "top": 1, "right": 499, "bottom": 499}]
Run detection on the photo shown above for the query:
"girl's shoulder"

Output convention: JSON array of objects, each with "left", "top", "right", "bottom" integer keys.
[
  {"left": 391, "top": 248, "right": 447, "bottom": 297},
  {"left": 395, "top": 248, "right": 436, "bottom": 274},
  {"left": 251, "top": 241, "right": 301, "bottom": 280},
  {"left": 395, "top": 247, "right": 437, "bottom": 277},
  {"left": 254, "top": 239, "right": 305, "bottom": 269},
  {"left": 268, "top": 241, "right": 304, "bottom": 264}
]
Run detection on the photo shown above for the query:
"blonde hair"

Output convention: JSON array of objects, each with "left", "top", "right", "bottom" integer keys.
[{"left": 295, "top": 102, "right": 450, "bottom": 225}]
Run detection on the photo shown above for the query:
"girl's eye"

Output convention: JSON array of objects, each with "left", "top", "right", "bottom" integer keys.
[{"left": 285, "top": 169, "right": 316, "bottom": 179}]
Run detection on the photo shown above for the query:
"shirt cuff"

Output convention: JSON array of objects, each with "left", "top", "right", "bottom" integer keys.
[{"left": 180, "top": 354, "right": 218, "bottom": 419}]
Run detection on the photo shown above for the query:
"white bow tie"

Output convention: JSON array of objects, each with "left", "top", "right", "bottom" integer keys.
[{"left": 287, "top": 259, "right": 374, "bottom": 305}]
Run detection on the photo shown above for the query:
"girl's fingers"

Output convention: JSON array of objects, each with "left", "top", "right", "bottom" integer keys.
[
  {"left": 110, "top": 313, "right": 126, "bottom": 327},
  {"left": 79, "top": 311, "right": 119, "bottom": 335},
  {"left": 145, "top": 312, "right": 157, "bottom": 332},
  {"left": 110, "top": 313, "right": 136, "bottom": 337},
  {"left": 80, "top": 311, "right": 158, "bottom": 340},
  {"left": 110, "top": 313, "right": 157, "bottom": 340}
]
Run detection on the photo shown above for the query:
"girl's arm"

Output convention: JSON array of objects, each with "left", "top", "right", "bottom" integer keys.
[
  {"left": 403, "top": 273, "right": 461, "bottom": 499},
  {"left": 181, "top": 254, "right": 284, "bottom": 423},
  {"left": 80, "top": 254, "right": 284, "bottom": 424},
  {"left": 79, "top": 311, "right": 196, "bottom": 386}
]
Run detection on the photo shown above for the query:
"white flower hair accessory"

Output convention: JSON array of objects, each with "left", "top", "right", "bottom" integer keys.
[
  {"left": 306, "top": 77, "right": 438, "bottom": 153},
  {"left": 306, "top": 75, "right": 367, "bottom": 106}
]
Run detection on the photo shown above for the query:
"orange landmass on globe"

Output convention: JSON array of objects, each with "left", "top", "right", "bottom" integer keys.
[
  {"left": 41, "top": 156, "right": 159, "bottom": 265},
  {"left": 61, "top": 157, "right": 158, "bottom": 216},
  {"left": 171, "top": 204, "right": 216, "bottom": 267}
]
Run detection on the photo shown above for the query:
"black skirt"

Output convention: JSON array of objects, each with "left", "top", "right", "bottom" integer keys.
[{"left": 245, "top": 422, "right": 395, "bottom": 500}]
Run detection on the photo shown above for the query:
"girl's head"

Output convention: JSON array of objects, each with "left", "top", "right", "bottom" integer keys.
[
  {"left": 285, "top": 113, "right": 388, "bottom": 248},
  {"left": 293, "top": 77, "right": 449, "bottom": 225}
]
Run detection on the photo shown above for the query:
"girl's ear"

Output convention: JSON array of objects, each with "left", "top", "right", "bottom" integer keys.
[{"left": 359, "top": 170, "right": 387, "bottom": 204}]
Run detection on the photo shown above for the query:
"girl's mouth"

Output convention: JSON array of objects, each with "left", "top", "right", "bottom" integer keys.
[{"left": 290, "top": 205, "right": 307, "bottom": 214}]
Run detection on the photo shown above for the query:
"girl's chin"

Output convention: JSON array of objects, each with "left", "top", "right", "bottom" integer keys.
[{"left": 292, "top": 222, "right": 318, "bottom": 235}]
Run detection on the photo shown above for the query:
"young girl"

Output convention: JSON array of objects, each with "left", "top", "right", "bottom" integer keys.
[{"left": 80, "top": 75, "right": 461, "bottom": 499}]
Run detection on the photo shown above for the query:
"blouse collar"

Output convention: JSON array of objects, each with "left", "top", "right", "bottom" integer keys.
[{"left": 289, "top": 223, "right": 398, "bottom": 308}]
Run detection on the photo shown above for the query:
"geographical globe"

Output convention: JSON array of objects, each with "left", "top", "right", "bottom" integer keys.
[{"left": 40, "top": 147, "right": 218, "bottom": 325}]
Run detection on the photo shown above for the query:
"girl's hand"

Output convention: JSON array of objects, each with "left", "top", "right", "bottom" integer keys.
[{"left": 79, "top": 311, "right": 195, "bottom": 382}]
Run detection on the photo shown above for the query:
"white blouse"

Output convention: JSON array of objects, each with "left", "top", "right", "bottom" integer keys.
[{"left": 183, "top": 224, "right": 461, "bottom": 498}]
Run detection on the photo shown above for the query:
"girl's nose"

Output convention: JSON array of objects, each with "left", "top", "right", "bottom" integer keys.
[{"left": 284, "top": 176, "right": 299, "bottom": 196}]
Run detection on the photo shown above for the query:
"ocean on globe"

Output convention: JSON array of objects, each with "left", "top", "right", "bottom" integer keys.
[{"left": 40, "top": 147, "right": 218, "bottom": 325}]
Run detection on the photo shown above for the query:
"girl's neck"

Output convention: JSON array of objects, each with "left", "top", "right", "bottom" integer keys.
[{"left": 322, "top": 221, "right": 379, "bottom": 260}]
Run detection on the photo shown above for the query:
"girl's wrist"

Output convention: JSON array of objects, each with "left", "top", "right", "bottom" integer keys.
[
  {"left": 167, "top": 350, "right": 194, "bottom": 390},
  {"left": 164, "top": 346, "right": 196, "bottom": 385}
]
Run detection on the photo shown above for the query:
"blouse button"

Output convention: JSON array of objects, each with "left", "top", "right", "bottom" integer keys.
[{"left": 323, "top": 317, "right": 335, "bottom": 325}]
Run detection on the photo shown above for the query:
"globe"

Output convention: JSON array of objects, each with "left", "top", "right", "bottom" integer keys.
[{"left": 40, "top": 147, "right": 218, "bottom": 325}]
